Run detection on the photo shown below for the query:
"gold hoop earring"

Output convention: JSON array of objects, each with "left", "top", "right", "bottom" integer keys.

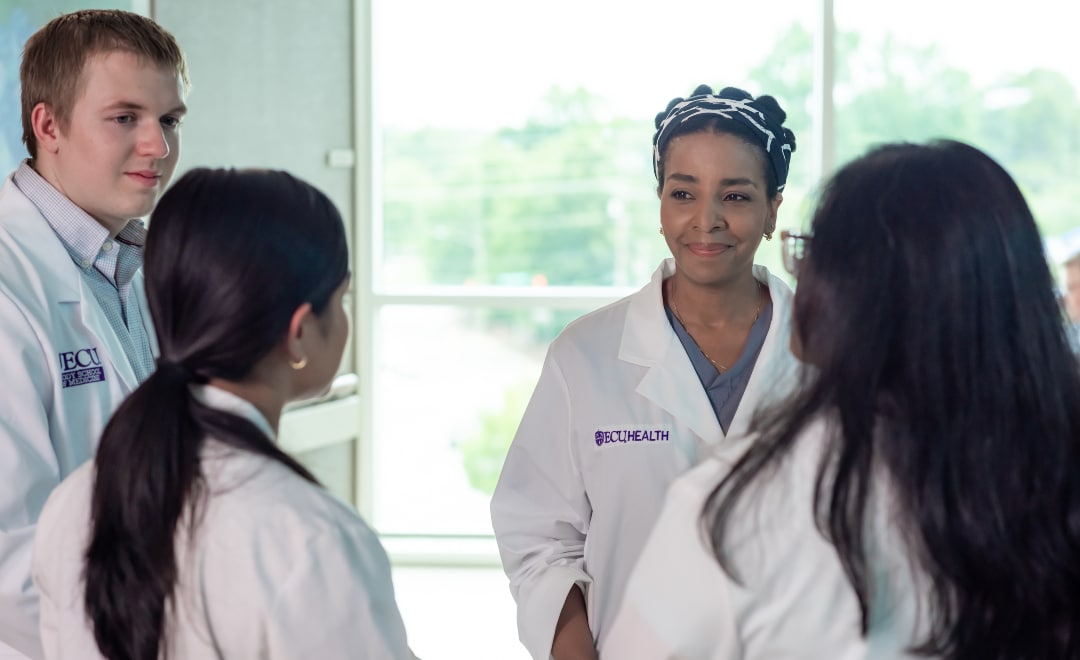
[
  {"left": 659, "top": 227, "right": 665, "bottom": 236},
  {"left": 290, "top": 356, "right": 308, "bottom": 370}
]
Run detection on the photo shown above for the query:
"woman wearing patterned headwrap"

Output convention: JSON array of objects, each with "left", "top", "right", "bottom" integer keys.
[{"left": 490, "top": 85, "right": 801, "bottom": 659}]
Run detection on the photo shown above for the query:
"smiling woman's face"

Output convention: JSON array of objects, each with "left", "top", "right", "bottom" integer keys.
[{"left": 658, "top": 129, "right": 781, "bottom": 289}]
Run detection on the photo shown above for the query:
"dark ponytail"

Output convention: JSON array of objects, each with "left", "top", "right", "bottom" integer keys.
[
  {"left": 84, "top": 365, "right": 201, "bottom": 660},
  {"left": 83, "top": 168, "right": 348, "bottom": 659}
]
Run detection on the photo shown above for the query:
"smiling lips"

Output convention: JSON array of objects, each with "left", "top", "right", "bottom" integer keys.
[
  {"left": 126, "top": 170, "right": 161, "bottom": 186},
  {"left": 688, "top": 242, "right": 732, "bottom": 257}
]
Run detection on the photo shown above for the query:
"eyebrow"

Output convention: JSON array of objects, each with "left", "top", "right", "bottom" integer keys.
[
  {"left": 102, "top": 100, "right": 188, "bottom": 116},
  {"left": 666, "top": 172, "right": 759, "bottom": 188}
]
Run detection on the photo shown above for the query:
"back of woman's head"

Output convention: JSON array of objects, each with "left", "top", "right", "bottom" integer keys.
[
  {"left": 792, "top": 140, "right": 1080, "bottom": 658},
  {"left": 147, "top": 167, "right": 348, "bottom": 377},
  {"left": 798, "top": 140, "right": 1076, "bottom": 433},
  {"left": 85, "top": 168, "right": 348, "bottom": 660}
]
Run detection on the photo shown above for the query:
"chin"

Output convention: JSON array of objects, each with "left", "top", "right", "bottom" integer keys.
[{"left": 114, "top": 202, "right": 154, "bottom": 222}]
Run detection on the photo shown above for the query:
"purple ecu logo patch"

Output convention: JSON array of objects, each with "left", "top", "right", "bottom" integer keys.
[
  {"left": 59, "top": 348, "right": 106, "bottom": 388},
  {"left": 594, "top": 426, "right": 671, "bottom": 447}
]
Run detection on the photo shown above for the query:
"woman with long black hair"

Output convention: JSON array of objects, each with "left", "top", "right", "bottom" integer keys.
[
  {"left": 32, "top": 168, "right": 415, "bottom": 659},
  {"left": 608, "top": 140, "right": 1080, "bottom": 659}
]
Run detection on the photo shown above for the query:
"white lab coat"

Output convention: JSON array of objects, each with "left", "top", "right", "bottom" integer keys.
[
  {"left": 489, "top": 258, "right": 800, "bottom": 659},
  {"left": 0, "top": 176, "right": 156, "bottom": 660},
  {"left": 32, "top": 384, "right": 417, "bottom": 660},
  {"left": 605, "top": 415, "right": 927, "bottom": 659}
]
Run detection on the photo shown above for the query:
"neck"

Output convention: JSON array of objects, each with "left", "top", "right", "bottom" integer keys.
[{"left": 666, "top": 272, "right": 765, "bottom": 328}]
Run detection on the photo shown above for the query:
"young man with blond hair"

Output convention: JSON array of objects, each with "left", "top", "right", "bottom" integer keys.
[{"left": 0, "top": 10, "right": 188, "bottom": 658}]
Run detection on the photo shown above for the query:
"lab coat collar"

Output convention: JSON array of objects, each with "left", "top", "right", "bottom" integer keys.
[
  {"left": 728, "top": 265, "right": 797, "bottom": 440},
  {"left": 190, "top": 384, "right": 277, "bottom": 441},
  {"left": 618, "top": 258, "right": 797, "bottom": 446}
]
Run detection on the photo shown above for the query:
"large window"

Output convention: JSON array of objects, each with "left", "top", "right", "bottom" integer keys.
[
  {"left": 368, "top": 0, "right": 814, "bottom": 539},
  {"left": 366, "top": 0, "right": 1080, "bottom": 537}
]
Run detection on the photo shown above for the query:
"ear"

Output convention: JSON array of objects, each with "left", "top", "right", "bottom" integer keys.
[
  {"left": 766, "top": 193, "right": 783, "bottom": 236},
  {"left": 285, "top": 302, "right": 314, "bottom": 364},
  {"left": 31, "top": 102, "right": 63, "bottom": 155}
]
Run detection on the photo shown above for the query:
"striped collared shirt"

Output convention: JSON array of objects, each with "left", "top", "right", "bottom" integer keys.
[{"left": 12, "top": 160, "right": 155, "bottom": 383}]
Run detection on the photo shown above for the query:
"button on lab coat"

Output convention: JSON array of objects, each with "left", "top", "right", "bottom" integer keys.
[
  {"left": 0, "top": 176, "right": 155, "bottom": 659},
  {"left": 490, "top": 258, "right": 801, "bottom": 659}
]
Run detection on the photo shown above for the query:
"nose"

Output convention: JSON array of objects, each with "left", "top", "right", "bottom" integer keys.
[
  {"left": 137, "top": 122, "right": 170, "bottom": 160},
  {"left": 696, "top": 196, "right": 728, "bottom": 231}
]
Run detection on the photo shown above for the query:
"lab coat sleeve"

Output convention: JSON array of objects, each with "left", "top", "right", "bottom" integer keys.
[
  {"left": 0, "top": 289, "right": 54, "bottom": 659},
  {"left": 264, "top": 524, "right": 416, "bottom": 660},
  {"left": 490, "top": 351, "right": 593, "bottom": 660}
]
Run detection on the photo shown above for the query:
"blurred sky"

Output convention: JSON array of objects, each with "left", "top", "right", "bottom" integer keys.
[{"left": 374, "top": 0, "right": 1078, "bottom": 129}]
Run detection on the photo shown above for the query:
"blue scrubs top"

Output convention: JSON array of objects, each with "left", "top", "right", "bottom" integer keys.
[{"left": 665, "top": 299, "right": 774, "bottom": 434}]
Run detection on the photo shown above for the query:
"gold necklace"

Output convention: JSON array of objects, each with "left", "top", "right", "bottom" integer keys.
[{"left": 667, "top": 278, "right": 765, "bottom": 374}]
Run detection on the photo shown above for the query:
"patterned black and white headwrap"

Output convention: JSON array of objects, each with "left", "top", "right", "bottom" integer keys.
[{"left": 652, "top": 85, "right": 796, "bottom": 192}]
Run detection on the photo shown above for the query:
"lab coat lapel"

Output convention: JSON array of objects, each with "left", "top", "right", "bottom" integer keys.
[
  {"left": 619, "top": 259, "right": 723, "bottom": 445},
  {"left": 726, "top": 266, "right": 801, "bottom": 440}
]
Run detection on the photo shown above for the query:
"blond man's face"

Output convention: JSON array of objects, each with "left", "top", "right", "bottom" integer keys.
[{"left": 36, "top": 50, "right": 186, "bottom": 234}]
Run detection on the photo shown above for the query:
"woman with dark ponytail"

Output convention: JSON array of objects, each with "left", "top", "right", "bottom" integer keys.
[
  {"left": 31, "top": 168, "right": 416, "bottom": 659},
  {"left": 609, "top": 140, "right": 1080, "bottom": 658}
]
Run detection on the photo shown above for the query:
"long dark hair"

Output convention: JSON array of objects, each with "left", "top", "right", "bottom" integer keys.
[
  {"left": 83, "top": 168, "right": 349, "bottom": 660},
  {"left": 706, "top": 140, "right": 1080, "bottom": 658}
]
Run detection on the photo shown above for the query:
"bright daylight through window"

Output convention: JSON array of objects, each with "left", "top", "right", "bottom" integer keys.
[{"left": 367, "top": 0, "right": 1079, "bottom": 542}]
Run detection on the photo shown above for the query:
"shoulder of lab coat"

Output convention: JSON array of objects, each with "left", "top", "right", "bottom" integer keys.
[
  {"left": 32, "top": 446, "right": 417, "bottom": 660},
  {"left": 607, "top": 414, "right": 922, "bottom": 660},
  {"left": 196, "top": 452, "right": 415, "bottom": 659},
  {"left": 0, "top": 176, "right": 148, "bottom": 659},
  {"left": 490, "top": 259, "right": 800, "bottom": 659}
]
